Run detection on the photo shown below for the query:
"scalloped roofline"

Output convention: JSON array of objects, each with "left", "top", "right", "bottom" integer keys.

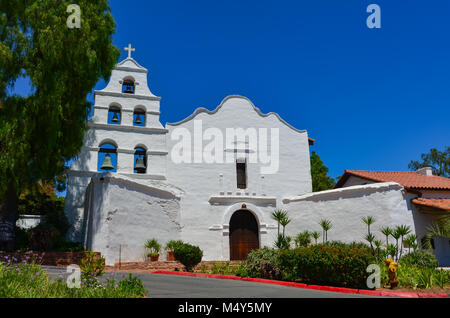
[
  {"left": 165, "top": 95, "right": 308, "bottom": 134},
  {"left": 115, "top": 57, "right": 148, "bottom": 73}
]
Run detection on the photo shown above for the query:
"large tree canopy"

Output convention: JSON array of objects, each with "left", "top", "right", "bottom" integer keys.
[
  {"left": 408, "top": 147, "right": 449, "bottom": 177},
  {"left": 0, "top": 0, "right": 120, "bottom": 245},
  {"left": 310, "top": 151, "right": 336, "bottom": 192}
]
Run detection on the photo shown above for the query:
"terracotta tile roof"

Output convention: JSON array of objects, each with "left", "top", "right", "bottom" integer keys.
[
  {"left": 412, "top": 198, "right": 450, "bottom": 211},
  {"left": 335, "top": 170, "right": 450, "bottom": 190}
]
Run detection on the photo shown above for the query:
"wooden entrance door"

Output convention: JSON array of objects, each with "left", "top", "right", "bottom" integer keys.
[{"left": 229, "top": 210, "right": 259, "bottom": 260}]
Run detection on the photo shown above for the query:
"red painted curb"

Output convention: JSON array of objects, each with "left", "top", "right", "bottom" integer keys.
[
  {"left": 358, "top": 289, "right": 383, "bottom": 296},
  {"left": 152, "top": 270, "right": 448, "bottom": 298}
]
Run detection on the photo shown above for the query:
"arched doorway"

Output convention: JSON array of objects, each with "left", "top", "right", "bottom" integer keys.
[{"left": 229, "top": 210, "right": 259, "bottom": 260}]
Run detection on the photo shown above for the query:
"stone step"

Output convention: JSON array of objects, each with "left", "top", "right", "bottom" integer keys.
[{"left": 107, "top": 260, "right": 243, "bottom": 272}]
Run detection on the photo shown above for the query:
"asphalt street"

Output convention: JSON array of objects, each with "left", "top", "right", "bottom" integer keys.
[{"left": 44, "top": 266, "right": 376, "bottom": 298}]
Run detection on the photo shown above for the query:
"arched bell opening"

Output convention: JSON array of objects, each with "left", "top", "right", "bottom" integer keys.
[
  {"left": 133, "top": 107, "right": 146, "bottom": 127},
  {"left": 229, "top": 209, "right": 259, "bottom": 260},
  {"left": 134, "top": 146, "right": 147, "bottom": 174},
  {"left": 98, "top": 143, "right": 117, "bottom": 172},
  {"left": 122, "top": 77, "right": 135, "bottom": 94},
  {"left": 107, "top": 105, "right": 121, "bottom": 125}
]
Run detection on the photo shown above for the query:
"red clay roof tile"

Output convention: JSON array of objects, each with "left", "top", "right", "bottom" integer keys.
[
  {"left": 335, "top": 170, "right": 450, "bottom": 190},
  {"left": 411, "top": 198, "right": 450, "bottom": 211}
]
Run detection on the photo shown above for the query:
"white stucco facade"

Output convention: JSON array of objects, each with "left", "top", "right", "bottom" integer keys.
[
  {"left": 64, "top": 55, "right": 447, "bottom": 266},
  {"left": 282, "top": 182, "right": 416, "bottom": 243}
]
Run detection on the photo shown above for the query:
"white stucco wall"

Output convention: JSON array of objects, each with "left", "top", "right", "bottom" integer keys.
[
  {"left": 83, "top": 174, "right": 183, "bottom": 266},
  {"left": 164, "top": 96, "right": 312, "bottom": 260},
  {"left": 283, "top": 182, "right": 417, "bottom": 243}
]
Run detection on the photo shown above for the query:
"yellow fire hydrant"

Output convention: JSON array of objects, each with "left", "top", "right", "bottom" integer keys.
[{"left": 385, "top": 258, "right": 399, "bottom": 289}]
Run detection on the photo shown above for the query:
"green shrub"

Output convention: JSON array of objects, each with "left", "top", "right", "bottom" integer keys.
[
  {"left": 399, "top": 250, "right": 438, "bottom": 268},
  {"left": 80, "top": 250, "right": 105, "bottom": 277},
  {"left": 117, "top": 274, "right": 147, "bottom": 296},
  {"left": 245, "top": 247, "right": 282, "bottom": 280},
  {"left": 278, "top": 244, "right": 375, "bottom": 288},
  {"left": 173, "top": 243, "right": 203, "bottom": 272},
  {"left": 380, "top": 263, "right": 450, "bottom": 289},
  {"left": 233, "top": 263, "right": 249, "bottom": 277}
]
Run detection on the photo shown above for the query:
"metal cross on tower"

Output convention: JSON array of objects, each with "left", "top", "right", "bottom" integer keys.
[{"left": 124, "top": 43, "right": 135, "bottom": 59}]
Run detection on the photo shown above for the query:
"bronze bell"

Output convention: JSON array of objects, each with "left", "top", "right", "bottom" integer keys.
[
  {"left": 124, "top": 85, "right": 133, "bottom": 94},
  {"left": 134, "top": 114, "right": 142, "bottom": 125},
  {"left": 111, "top": 112, "right": 119, "bottom": 123},
  {"left": 135, "top": 156, "right": 146, "bottom": 173},
  {"left": 100, "top": 154, "right": 114, "bottom": 170}
]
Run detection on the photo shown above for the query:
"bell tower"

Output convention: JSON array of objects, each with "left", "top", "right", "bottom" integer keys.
[{"left": 70, "top": 44, "right": 168, "bottom": 178}]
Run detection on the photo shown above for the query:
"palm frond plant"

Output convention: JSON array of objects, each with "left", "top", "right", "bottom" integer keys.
[
  {"left": 279, "top": 214, "right": 291, "bottom": 239},
  {"left": 294, "top": 231, "right": 311, "bottom": 248},
  {"left": 311, "top": 231, "right": 320, "bottom": 244},
  {"left": 365, "top": 233, "right": 376, "bottom": 256},
  {"left": 380, "top": 226, "right": 392, "bottom": 247},
  {"left": 374, "top": 240, "right": 383, "bottom": 260},
  {"left": 318, "top": 219, "right": 333, "bottom": 243},
  {"left": 386, "top": 243, "right": 398, "bottom": 261},
  {"left": 144, "top": 238, "right": 161, "bottom": 259},
  {"left": 362, "top": 216, "right": 376, "bottom": 235},
  {"left": 391, "top": 229, "right": 402, "bottom": 261},
  {"left": 395, "top": 225, "right": 411, "bottom": 259},
  {"left": 272, "top": 210, "right": 287, "bottom": 237},
  {"left": 404, "top": 234, "right": 418, "bottom": 253},
  {"left": 422, "top": 214, "right": 450, "bottom": 250},
  {"left": 274, "top": 234, "right": 291, "bottom": 250}
]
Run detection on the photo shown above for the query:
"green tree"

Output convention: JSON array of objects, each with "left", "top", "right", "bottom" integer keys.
[
  {"left": 310, "top": 151, "right": 336, "bottom": 192},
  {"left": 408, "top": 147, "right": 449, "bottom": 177},
  {"left": 0, "top": 0, "right": 120, "bottom": 249}
]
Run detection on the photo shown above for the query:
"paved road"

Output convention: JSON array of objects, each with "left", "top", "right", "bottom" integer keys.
[{"left": 44, "top": 266, "right": 375, "bottom": 298}]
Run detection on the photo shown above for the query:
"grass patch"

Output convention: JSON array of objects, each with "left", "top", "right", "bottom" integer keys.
[{"left": 0, "top": 262, "right": 147, "bottom": 298}]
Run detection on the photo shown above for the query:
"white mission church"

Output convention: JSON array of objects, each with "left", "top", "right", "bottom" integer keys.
[{"left": 65, "top": 46, "right": 450, "bottom": 266}]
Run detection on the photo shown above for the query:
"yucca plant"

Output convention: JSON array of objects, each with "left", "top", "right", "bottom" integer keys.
[
  {"left": 318, "top": 219, "right": 333, "bottom": 243},
  {"left": 404, "top": 234, "right": 418, "bottom": 253},
  {"left": 311, "top": 231, "right": 320, "bottom": 244},
  {"left": 374, "top": 240, "right": 383, "bottom": 260},
  {"left": 272, "top": 210, "right": 288, "bottom": 237},
  {"left": 395, "top": 225, "right": 411, "bottom": 259},
  {"left": 294, "top": 231, "right": 311, "bottom": 247},
  {"left": 362, "top": 216, "right": 376, "bottom": 235},
  {"left": 391, "top": 228, "right": 402, "bottom": 261},
  {"left": 380, "top": 226, "right": 392, "bottom": 247},
  {"left": 364, "top": 233, "right": 376, "bottom": 256},
  {"left": 279, "top": 214, "right": 291, "bottom": 239},
  {"left": 386, "top": 243, "right": 398, "bottom": 261}
]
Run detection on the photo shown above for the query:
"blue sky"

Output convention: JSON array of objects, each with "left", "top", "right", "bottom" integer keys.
[{"left": 13, "top": 0, "right": 450, "bottom": 181}]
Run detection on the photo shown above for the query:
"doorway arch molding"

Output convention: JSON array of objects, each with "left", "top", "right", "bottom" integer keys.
[{"left": 220, "top": 202, "right": 268, "bottom": 260}]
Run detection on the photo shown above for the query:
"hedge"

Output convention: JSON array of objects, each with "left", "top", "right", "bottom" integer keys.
[{"left": 278, "top": 244, "right": 375, "bottom": 288}]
